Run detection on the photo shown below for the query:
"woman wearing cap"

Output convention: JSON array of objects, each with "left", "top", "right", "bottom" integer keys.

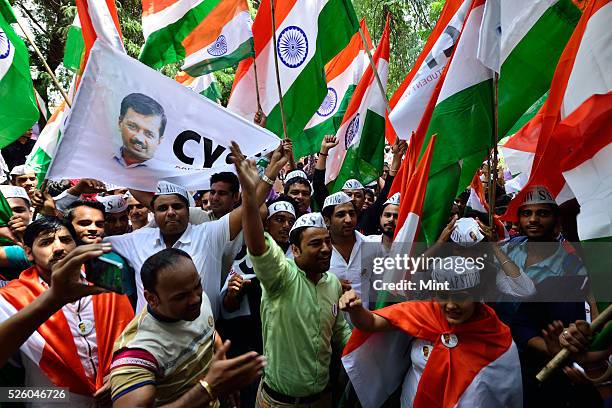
[
  {"left": 339, "top": 259, "right": 522, "bottom": 408},
  {"left": 423, "top": 216, "right": 536, "bottom": 299}
]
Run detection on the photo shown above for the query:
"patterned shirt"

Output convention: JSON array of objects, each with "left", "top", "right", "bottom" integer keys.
[{"left": 109, "top": 296, "right": 217, "bottom": 405}]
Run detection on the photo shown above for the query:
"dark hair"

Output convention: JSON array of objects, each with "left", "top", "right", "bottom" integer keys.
[
  {"left": 289, "top": 228, "right": 305, "bottom": 247},
  {"left": 119, "top": 93, "right": 167, "bottom": 137},
  {"left": 141, "top": 248, "right": 192, "bottom": 293},
  {"left": 364, "top": 188, "right": 375, "bottom": 199},
  {"left": 150, "top": 193, "right": 189, "bottom": 209},
  {"left": 322, "top": 200, "right": 356, "bottom": 220},
  {"left": 64, "top": 200, "right": 106, "bottom": 222},
  {"left": 210, "top": 172, "right": 240, "bottom": 194},
  {"left": 24, "top": 217, "right": 77, "bottom": 248},
  {"left": 284, "top": 178, "right": 311, "bottom": 195}
]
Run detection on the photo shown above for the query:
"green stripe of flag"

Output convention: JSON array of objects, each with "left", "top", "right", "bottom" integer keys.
[
  {"left": 63, "top": 24, "right": 84, "bottom": 72},
  {"left": 296, "top": 85, "right": 356, "bottom": 158},
  {"left": 331, "top": 109, "right": 385, "bottom": 192},
  {"left": 498, "top": 0, "right": 581, "bottom": 135}
]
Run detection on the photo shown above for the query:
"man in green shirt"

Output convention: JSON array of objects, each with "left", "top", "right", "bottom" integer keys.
[{"left": 231, "top": 142, "right": 351, "bottom": 407}]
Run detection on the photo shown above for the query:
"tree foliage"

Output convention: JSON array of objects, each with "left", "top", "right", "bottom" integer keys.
[{"left": 352, "top": 0, "right": 442, "bottom": 97}]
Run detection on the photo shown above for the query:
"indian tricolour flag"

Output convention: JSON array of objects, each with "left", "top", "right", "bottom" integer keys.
[
  {"left": 0, "top": 0, "right": 39, "bottom": 148},
  {"left": 503, "top": 0, "right": 610, "bottom": 222},
  {"left": 228, "top": 0, "right": 359, "bottom": 140},
  {"left": 175, "top": 70, "right": 222, "bottom": 103},
  {"left": 417, "top": 0, "right": 581, "bottom": 244},
  {"left": 26, "top": 102, "right": 70, "bottom": 187},
  {"left": 324, "top": 17, "right": 389, "bottom": 191},
  {"left": 387, "top": 0, "right": 471, "bottom": 141},
  {"left": 63, "top": 14, "right": 84, "bottom": 72},
  {"left": 140, "top": 0, "right": 253, "bottom": 75},
  {"left": 295, "top": 19, "right": 371, "bottom": 158}
]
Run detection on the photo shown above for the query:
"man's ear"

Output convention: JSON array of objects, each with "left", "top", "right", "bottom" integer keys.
[
  {"left": 144, "top": 290, "right": 159, "bottom": 308},
  {"left": 25, "top": 246, "right": 34, "bottom": 263},
  {"left": 323, "top": 216, "right": 331, "bottom": 228},
  {"left": 291, "top": 243, "right": 301, "bottom": 259}
]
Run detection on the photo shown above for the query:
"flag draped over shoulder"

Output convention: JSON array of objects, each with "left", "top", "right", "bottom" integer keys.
[
  {"left": 325, "top": 17, "right": 389, "bottom": 191},
  {"left": 296, "top": 19, "right": 371, "bottom": 158},
  {"left": 228, "top": 0, "right": 359, "bottom": 140},
  {"left": 0, "top": 0, "right": 39, "bottom": 148},
  {"left": 140, "top": 0, "right": 254, "bottom": 75},
  {"left": 342, "top": 301, "right": 521, "bottom": 408}
]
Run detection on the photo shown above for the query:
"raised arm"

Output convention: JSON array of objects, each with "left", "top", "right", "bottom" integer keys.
[
  {"left": 312, "top": 136, "right": 339, "bottom": 209},
  {"left": 227, "top": 141, "right": 289, "bottom": 240},
  {"left": 338, "top": 289, "right": 393, "bottom": 332}
]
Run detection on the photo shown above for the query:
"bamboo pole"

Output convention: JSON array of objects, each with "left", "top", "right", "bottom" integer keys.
[
  {"left": 537, "top": 304, "right": 612, "bottom": 382},
  {"left": 14, "top": 18, "right": 72, "bottom": 108},
  {"left": 269, "top": 0, "right": 289, "bottom": 139},
  {"left": 487, "top": 72, "right": 499, "bottom": 229},
  {"left": 357, "top": 24, "right": 390, "bottom": 113}
]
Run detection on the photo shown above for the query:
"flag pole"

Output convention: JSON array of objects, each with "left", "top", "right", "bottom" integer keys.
[
  {"left": 269, "top": 0, "right": 289, "bottom": 139},
  {"left": 252, "top": 55, "right": 262, "bottom": 112},
  {"left": 487, "top": 72, "right": 499, "bottom": 229},
  {"left": 14, "top": 18, "right": 72, "bottom": 108},
  {"left": 358, "top": 21, "right": 390, "bottom": 113}
]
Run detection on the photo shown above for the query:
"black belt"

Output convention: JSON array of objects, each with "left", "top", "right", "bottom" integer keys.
[{"left": 262, "top": 382, "right": 323, "bottom": 405}]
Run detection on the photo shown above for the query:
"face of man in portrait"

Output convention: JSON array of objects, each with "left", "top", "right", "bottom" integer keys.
[{"left": 118, "top": 107, "right": 164, "bottom": 165}]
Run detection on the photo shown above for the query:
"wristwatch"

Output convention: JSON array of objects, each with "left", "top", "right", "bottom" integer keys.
[{"left": 199, "top": 379, "right": 216, "bottom": 406}]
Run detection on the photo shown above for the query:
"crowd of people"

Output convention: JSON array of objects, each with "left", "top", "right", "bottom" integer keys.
[{"left": 0, "top": 126, "right": 610, "bottom": 408}]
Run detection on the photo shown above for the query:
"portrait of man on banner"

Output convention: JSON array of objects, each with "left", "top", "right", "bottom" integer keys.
[{"left": 114, "top": 92, "right": 167, "bottom": 168}]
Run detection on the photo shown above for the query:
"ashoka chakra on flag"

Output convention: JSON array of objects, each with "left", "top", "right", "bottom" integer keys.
[
  {"left": 277, "top": 26, "right": 308, "bottom": 68},
  {"left": 0, "top": 30, "right": 11, "bottom": 59},
  {"left": 317, "top": 87, "right": 338, "bottom": 117},
  {"left": 207, "top": 35, "right": 228, "bottom": 57},
  {"left": 345, "top": 113, "right": 360, "bottom": 149}
]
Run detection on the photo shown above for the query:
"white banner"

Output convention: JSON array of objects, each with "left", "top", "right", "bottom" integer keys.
[{"left": 48, "top": 40, "right": 279, "bottom": 191}]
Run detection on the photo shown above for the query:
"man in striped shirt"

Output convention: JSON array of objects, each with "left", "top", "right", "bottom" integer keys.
[{"left": 110, "top": 248, "right": 266, "bottom": 407}]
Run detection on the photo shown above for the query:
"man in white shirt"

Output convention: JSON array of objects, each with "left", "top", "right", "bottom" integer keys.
[
  {"left": 367, "top": 192, "right": 400, "bottom": 254},
  {"left": 322, "top": 192, "right": 378, "bottom": 310}
]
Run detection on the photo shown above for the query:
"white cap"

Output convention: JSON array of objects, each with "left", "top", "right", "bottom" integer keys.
[
  {"left": 9, "top": 165, "right": 27, "bottom": 177},
  {"left": 97, "top": 195, "right": 128, "bottom": 213},
  {"left": 451, "top": 218, "right": 484, "bottom": 247},
  {"left": 521, "top": 185, "right": 556, "bottom": 206},
  {"left": 285, "top": 170, "right": 308, "bottom": 182},
  {"left": 0, "top": 185, "right": 30, "bottom": 204},
  {"left": 384, "top": 192, "right": 400, "bottom": 207},
  {"left": 323, "top": 191, "right": 352, "bottom": 211},
  {"left": 267, "top": 201, "right": 296, "bottom": 219},
  {"left": 289, "top": 212, "right": 326, "bottom": 235},
  {"left": 104, "top": 182, "right": 124, "bottom": 192},
  {"left": 154, "top": 181, "right": 189, "bottom": 201},
  {"left": 342, "top": 179, "right": 364, "bottom": 190},
  {"left": 431, "top": 256, "right": 480, "bottom": 291}
]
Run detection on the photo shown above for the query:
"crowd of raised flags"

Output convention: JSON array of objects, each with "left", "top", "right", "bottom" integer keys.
[{"left": 0, "top": 0, "right": 611, "bottom": 406}]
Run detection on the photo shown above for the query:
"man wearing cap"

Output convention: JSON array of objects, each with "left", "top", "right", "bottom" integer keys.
[
  {"left": 323, "top": 191, "right": 380, "bottom": 311},
  {"left": 105, "top": 146, "right": 287, "bottom": 316},
  {"left": 98, "top": 195, "right": 131, "bottom": 236},
  {"left": 232, "top": 141, "right": 351, "bottom": 407},
  {"left": 368, "top": 192, "right": 400, "bottom": 254},
  {"left": 0, "top": 186, "right": 34, "bottom": 280},
  {"left": 125, "top": 193, "right": 151, "bottom": 230},
  {"left": 218, "top": 195, "right": 298, "bottom": 407},
  {"left": 283, "top": 169, "right": 312, "bottom": 215},
  {"left": 313, "top": 136, "right": 406, "bottom": 234},
  {"left": 9, "top": 165, "right": 38, "bottom": 200}
]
